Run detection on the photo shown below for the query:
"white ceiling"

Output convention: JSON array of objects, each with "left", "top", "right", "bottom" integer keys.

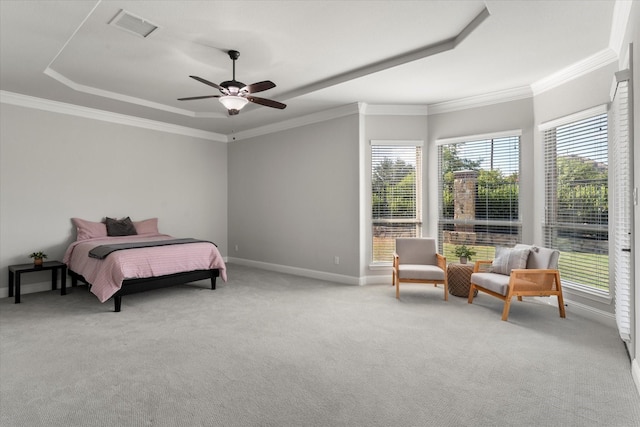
[{"left": 0, "top": 1, "right": 623, "bottom": 138}]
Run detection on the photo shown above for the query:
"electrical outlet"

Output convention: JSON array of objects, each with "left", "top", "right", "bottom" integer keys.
[{"left": 334, "top": 256, "right": 340, "bottom": 265}]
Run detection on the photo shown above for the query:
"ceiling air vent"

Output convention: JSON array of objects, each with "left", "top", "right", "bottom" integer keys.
[{"left": 108, "top": 9, "right": 158, "bottom": 38}]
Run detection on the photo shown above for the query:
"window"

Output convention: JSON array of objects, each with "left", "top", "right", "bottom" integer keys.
[
  {"left": 543, "top": 108, "right": 609, "bottom": 294},
  {"left": 437, "top": 132, "right": 521, "bottom": 260},
  {"left": 371, "top": 141, "right": 422, "bottom": 263}
]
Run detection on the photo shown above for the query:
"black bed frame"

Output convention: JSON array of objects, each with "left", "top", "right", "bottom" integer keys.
[{"left": 67, "top": 268, "right": 219, "bottom": 312}]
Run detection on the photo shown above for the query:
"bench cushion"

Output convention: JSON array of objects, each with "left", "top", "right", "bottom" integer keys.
[
  {"left": 399, "top": 264, "right": 445, "bottom": 281},
  {"left": 470, "top": 272, "right": 511, "bottom": 296}
]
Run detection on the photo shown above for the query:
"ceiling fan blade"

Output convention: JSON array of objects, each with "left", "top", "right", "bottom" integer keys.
[
  {"left": 242, "top": 80, "right": 276, "bottom": 94},
  {"left": 247, "top": 96, "right": 286, "bottom": 110},
  {"left": 177, "top": 95, "right": 220, "bottom": 101},
  {"left": 189, "top": 75, "right": 223, "bottom": 91}
]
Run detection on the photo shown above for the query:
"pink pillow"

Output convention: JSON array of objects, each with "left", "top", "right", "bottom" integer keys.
[
  {"left": 72, "top": 217, "right": 107, "bottom": 241},
  {"left": 133, "top": 218, "right": 159, "bottom": 235}
]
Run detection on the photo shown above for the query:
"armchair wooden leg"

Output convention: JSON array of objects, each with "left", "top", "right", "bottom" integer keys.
[
  {"left": 501, "top": 297, "right": 512, "bottom": 321},
  {"left": 443, "top": 282, "right": 448, "bottom": 301},
  {"left": 468, "top": 284, "right": 476, "bottom": 304},
  {"left": 557, "top": 295, "right": 566, "bottom": 318},
  {"left": 396, "top": 282, "right": 400, "bottom": 299}
]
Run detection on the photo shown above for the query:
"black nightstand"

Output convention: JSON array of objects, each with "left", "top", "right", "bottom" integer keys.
[{"left": 8, "top": 261, "right": 67, "bottom": 304}]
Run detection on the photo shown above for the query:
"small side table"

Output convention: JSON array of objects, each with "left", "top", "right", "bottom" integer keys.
[
  {"left": 8, "top": 261, "right": 67, "bottom": 304},
  {"left": 447, "top": 262, "right": 477, "bottom": 298}
]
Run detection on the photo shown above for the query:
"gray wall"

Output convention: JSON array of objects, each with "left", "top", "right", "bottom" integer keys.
[
  {"left": 0, "top": 103, "right": 228, "bottom": 295},
  {"left": 227, "top": 114, "right": 360, "bottom": 278}
]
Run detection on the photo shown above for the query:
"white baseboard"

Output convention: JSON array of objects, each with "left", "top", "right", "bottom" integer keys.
[
  {"left": 633, "top": 359, "right": 640, "bottom": 397},
  {"left": 226, "top": 257, "right": 363, "bottom": 285},
  {"left": 0, "top": 280, "right": 59, "bottom": 299},
  {"left": 525, "top": 295, "right": 615, "bottom": 329},
  {"left": 560, "top": 297, "right": 617, "bottom": 329}
]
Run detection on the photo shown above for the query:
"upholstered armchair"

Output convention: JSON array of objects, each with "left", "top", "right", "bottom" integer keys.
[
  {"left": 468, "top": 244, "right": 565, "bottom": 321},
  {"left": 393, "top": 238, "right": 448, "bottom": 300}
]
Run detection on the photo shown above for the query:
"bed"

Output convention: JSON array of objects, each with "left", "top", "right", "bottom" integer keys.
[{"left": 63, "top": 217, "right": 227, "bottom": 312}]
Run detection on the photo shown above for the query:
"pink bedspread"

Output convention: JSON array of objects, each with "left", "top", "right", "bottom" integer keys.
[{"left": 63, "top": 234, "right": 227, "bottom": 303}]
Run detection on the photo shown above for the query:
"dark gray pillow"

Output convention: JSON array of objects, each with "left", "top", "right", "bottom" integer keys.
[
  {"left": 491, "top": 246, "right": 530, "bottom": 275},
  {"left": 105, "top": 217, "right": 137, "bottom": 236}
]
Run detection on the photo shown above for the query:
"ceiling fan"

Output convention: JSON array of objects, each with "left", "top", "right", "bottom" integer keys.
[{"left": 178, "top": 50, "right": 286, "bottom": 116}]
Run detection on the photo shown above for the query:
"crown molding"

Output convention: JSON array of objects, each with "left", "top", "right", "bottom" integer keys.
[
  {"left": 0, "top": 90, "right": 227, "bottom": 142},
  {"left": 530, "top": 48, "right": 618, "bottom": 96},
  {"left": 428, "top": 86, "right": 532, "bottom": 115},
  {"left": 530, "top": 0, "right": 630, "bottom": 96},
  {"left": 230, "top": 102, "right": 429, "bottom": 143},
  {"left": 43, "top": 67, "right": 225, "bottom": 119},
  {"left": 359, "top": 103, "right": 429, "bottom": 116},
  {"left": 609, "top": 0, "right": 633, "bottom": 57},
  {"left": 230, "top": 103, "right": 360, "bottom": 141}
]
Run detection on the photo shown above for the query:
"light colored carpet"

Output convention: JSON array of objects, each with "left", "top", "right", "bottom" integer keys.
[{"left": 1, "top": 263, "right": 639, "bottom": 427}]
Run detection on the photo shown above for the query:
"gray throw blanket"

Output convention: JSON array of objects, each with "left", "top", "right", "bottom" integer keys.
[{"left": 89, "top": 238, "right": 215, "bottom": 259}]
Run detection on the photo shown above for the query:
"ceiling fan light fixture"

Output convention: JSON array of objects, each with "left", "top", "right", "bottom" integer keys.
[{"left": 219, "top": 95, "right": 249, "bottom": 111}]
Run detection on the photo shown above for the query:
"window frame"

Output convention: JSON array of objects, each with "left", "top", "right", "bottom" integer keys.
[
  {"left": 436, "top": 130, "right": 522, "bottom": 260},
  {"left": 539, "top": 104, "right": 610, "bottom": 299},
  {"left": 370, "top": 139, "right": 423, "bottom": 265}
]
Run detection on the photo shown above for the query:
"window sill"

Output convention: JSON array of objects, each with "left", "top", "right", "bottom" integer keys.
[
  {"left": 562, "top": 281, "right": 612, "bottom": 304},
  {"left": 369, "top": 263, "right": 392, "bottom": 270}
]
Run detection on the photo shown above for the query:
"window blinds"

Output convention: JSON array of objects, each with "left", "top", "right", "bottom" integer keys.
[
  {"left": 611, "top": 77, "right": 632, "bottom": 341},
  {"left": 543, "top": 112, "right": 609, "bottom": 293},
  {"left": 371, "top": 141, "right": 422, "bottom": 263},
  {"left": 437, "top": 135, "right": 521, "bottom": 255}
]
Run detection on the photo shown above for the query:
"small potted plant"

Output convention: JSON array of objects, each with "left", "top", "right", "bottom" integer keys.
[
  {"left": 29, "top": 251, "right": 48, "bottom": 267},
  {"left": 454, "top": 245, "right": 476, "bottom": 264}
]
